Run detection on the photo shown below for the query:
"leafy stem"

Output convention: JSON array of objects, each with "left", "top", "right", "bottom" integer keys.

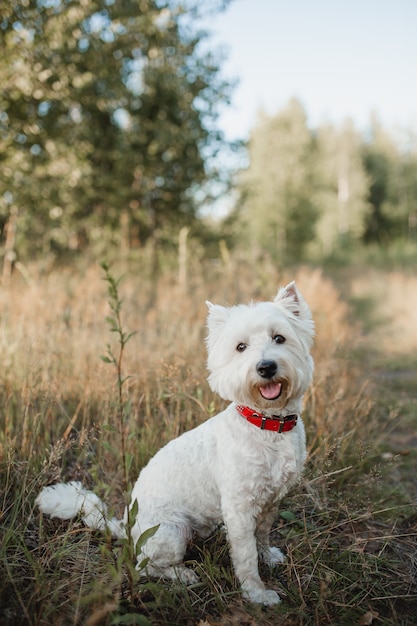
[
  {"left": 100, "top": 262, "right": 136, "bottom": 489},
  {"left": 100, "top": 261, "right": 137, "bottom": 599}
]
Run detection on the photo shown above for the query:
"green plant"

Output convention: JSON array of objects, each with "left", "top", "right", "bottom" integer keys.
[
  {"left": 100, "top": 262, "right": 156, "bottom": 623},
  {"left": 100, "top": 261, "right": 137, "bottom": 495}
]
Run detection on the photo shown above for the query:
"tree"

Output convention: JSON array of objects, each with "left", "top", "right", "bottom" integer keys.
[
  {"left": 239, "top": 99, "right": 319, "bottom": 262},
  {"left": 314, "top": 119, "right": 369, "bottom": 255},
  {"left": 362, "top": 118, "right": 417, "bottom": 245},
  {"left": 0, "top": 0, "right": 232, "bottom": 262}
]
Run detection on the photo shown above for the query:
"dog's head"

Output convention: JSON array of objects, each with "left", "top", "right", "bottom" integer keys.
[{"left": 205, "top": 282, "right": 314, "bottom": 412}]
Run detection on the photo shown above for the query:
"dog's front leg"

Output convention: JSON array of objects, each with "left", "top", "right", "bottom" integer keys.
[
  {"left": 256, "top": 508, "right": 286, "bottom": 567},
  {"left": 222, "top": 507, "right": 281, "bottom": 605}
]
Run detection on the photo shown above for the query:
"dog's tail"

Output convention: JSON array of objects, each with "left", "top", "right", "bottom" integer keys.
[{"left": 35, "top": 481, "right": 126, "bottom": 539}]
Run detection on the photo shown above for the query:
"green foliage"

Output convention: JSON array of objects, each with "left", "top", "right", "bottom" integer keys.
[
  {"left": 314, "top": 119, "right": 370, "bottom": 255},
  {"left": 100, "top": 261, "right": 159, "bottom": 615},
  {"left": 101, "top": 261, "right": 135, "bottom": 475},
  {"left": 0, "top": 0, "right": 232, "bottom": 261},
  {"left": 2, "top": 0, "right": 416, "bottom": 270},
  {"left": 362, "top": 118, "right": 417, "bottom": 245},
  {"left": 241, "top": 99, "right": 319, "bottom": 262},
  {"left": 237, "top": 101, "right": 417, "bottom": 264}
]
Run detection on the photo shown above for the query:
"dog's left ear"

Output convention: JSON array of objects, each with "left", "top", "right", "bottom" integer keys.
[{"left": 274, "top": 281, "right": 311, "bottom": 320}]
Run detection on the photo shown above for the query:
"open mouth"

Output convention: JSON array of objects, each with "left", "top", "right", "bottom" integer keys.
[{"left": 259, "top": 381, "right": 282, "bottom": 401}]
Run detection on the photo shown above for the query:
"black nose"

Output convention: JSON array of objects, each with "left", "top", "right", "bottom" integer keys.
[{"left": 256, "top": 359, "right": 277, "bottom": 379}]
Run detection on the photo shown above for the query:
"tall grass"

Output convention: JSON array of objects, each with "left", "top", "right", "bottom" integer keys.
[
  {"left": 350, "top": 269, "right": 417, "bottom": 353},
  {"left": 0, "top": 254, "right": 415, "bottom": 625}
]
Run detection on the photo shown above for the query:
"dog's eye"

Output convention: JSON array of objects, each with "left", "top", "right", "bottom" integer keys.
[
  {"left": 273, "top": 334, "right": 286, "bottom": 344},
  {"left": 236, "top": 342, "right": 247, "bottom": 352}
]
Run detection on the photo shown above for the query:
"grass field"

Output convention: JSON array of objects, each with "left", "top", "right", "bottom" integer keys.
[{"left": 0, "top": 254, "right": 416, "bottom": 626}]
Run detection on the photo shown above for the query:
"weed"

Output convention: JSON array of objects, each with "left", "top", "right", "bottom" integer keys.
[{"left": 99, "top": 261, "right": 140, "bottom": 605}]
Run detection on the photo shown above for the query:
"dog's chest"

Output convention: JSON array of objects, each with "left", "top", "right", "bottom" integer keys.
[
  {"left": 222, "top": 432, "right": 303, "bottom": 507},
  {"left": 256, "top": 442, "right": 300, "bottom": 502}
]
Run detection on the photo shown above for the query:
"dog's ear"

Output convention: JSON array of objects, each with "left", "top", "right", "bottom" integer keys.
[
  {"left": 205, "top": 301, "right": 229, "bottom": 332},
  {"left": 274, "top": 282, "right": 311, "bottom": 320}
]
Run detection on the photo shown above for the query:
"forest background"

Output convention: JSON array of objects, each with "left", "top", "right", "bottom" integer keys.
[
  {"left": 1, "top": 1, "right": 416, "bottom": 625},
  {"left": 1, "top": 0, "right": 417, "bottom": 269}
]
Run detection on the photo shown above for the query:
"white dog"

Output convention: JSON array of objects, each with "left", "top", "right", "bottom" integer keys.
[{"left": 36, "top": 282, "right": 314, "bottom": 605}]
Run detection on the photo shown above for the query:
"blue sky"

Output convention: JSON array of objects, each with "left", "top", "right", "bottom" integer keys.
[{"left": 206, "top": 0, "right": 417, "bottom": 140}]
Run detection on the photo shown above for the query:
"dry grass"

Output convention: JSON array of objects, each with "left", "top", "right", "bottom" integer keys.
[
  {"left": 0, "top": 254, "right": 416, "bottom": 625},
  {"left": 350, "top": 269, "right": 417, "bottom": 353}
]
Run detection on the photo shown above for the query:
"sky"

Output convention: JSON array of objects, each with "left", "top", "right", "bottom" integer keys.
[{"left": 205, "top": 0, "right": 417, "bottom": 141}]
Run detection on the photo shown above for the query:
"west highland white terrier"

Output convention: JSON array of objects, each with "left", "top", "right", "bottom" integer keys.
[{"left": 36, "top": 282, "right": 314, "bottom": 605}]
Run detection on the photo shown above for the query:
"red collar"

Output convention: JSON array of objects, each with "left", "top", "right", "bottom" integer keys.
[{"left": 236, "top": 404, "right": 298, "bottom": 433}]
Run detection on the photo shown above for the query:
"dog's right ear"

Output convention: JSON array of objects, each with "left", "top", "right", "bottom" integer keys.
[{"left": 205, "top": 301, "right": 229, "bottom": 332}]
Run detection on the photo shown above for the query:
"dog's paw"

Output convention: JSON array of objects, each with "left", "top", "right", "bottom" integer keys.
[
  {"left": 244, "top": 587, "right": 281, "bottom": 605},
  {"left": 267, "top": 546, "right": 286, "bottom": 566},
  {"left": 260, "top": 546, "right": 286, "bottom": 566},
  {"left": 139, "top": 562, "right": 199, "bottom": 585},
  {"left": 176, "top": 566, "right": 199, "bottom": 585}
]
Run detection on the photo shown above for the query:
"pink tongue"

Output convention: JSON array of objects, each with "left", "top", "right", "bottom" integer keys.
[{"left": 259, "top": 382, "right": 282, "bottom": 400}]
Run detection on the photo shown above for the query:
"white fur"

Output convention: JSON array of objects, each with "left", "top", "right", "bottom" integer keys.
[
  {"left": 35, "top": 480, "right": 124, "bottom": 536},
  {"left": 36, "top": 282, "right": 314, "bottom": 605}
]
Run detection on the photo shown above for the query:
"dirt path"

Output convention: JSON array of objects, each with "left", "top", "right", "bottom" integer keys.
[
  {"left": 368, "top": 360, "right": 417, "bottom": 503},
  {"left": 345, "top": 269, "right": 417, "bottom": 501}
]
